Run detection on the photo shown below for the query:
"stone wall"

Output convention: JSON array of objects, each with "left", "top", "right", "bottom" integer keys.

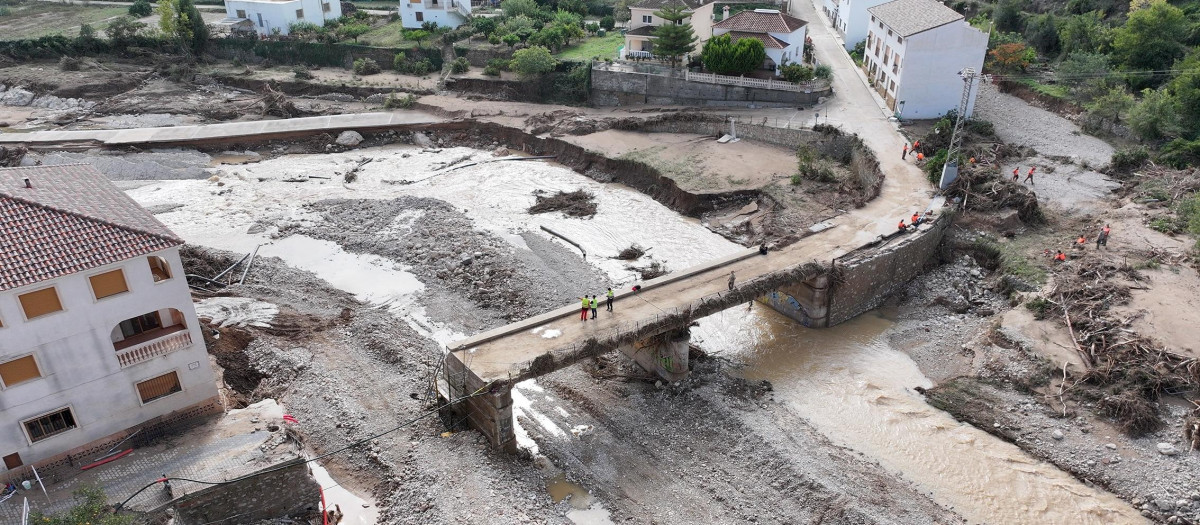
[
  {"left": 591, "top": 67, "right": 830, "bottom": 108},
  {"left": 826, "top": 214, "right": 952, "bottom": 325},
  {"left": 167, "top": 458, "right": 321, "bottom": 525}
]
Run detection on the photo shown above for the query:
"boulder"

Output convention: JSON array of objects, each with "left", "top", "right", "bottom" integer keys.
[{"left": 335, "top": 130, "right": 364, "bottom": 146}]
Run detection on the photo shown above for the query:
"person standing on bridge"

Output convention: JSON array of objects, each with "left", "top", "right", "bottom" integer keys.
[
  {"left": 728, "top": 271, "right": 736, "bottom": 290},
  {"left": 606, "top": 288, "right": 614, "bottom": 312},
  {"left": 580, "top": 296, "right": 590, "bottom": 321},
  {"left": 590, "top": 295, "right": 599, "bottom": 320}
]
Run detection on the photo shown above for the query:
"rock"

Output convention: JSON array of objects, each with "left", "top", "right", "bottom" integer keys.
[
  {"left": 1176, "top": 499, "right": 1190, "bottom": 509},
  {"left": 1156, "top": 499, "right": 1177, "bottom": 512},
  {"left": 1052, "top": 430, "right": 1064, "bottom": 440},
  {"left": 1158, "top": 443, "right": 1180, "bottom": 456},
  {"left": 412, "top": 132, "right": 434, "bottom": 147},
  {"left": 335, "top": 130, "right": 364, "bottom": 146},
  {"left": 493, "top": 147, "right": 510, "bottom": 157},
  {"left": 1105, "top": 443, "right": 1117, "bottom": 450}
]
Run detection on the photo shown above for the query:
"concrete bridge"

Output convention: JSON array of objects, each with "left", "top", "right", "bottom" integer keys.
[{"left": 443, "top": 205, "right": 949, "bottom": 452}]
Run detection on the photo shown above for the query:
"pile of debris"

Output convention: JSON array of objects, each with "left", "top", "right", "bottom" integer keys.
[
  {"left": 948, "top": 165, "right": 1043, "bottom": 224},
  {"left": 528, "top": 189, "right": 597, "bottom": 218},
  {"left": 1043, "top": 258, "right": 1199, "bottom": 435}
]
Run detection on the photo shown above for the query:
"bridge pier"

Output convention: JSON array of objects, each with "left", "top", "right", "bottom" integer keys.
[
  {"left": 441, "top": 351, "right": 518, "bottom": 453},
  {"left": 762, "top": 274, "right": 831, "bottom": 328},
  {"left": 617, "top": 328, "right": 691, "bottom": 382}
]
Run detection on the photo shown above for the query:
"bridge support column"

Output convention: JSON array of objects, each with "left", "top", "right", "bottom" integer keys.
[
  {"left": 441, "top": 352, "right": 517, "bottom": 453},
  {"left": 618, "top": 328, "right": 690, "bottom": 382},
  {"left": 761, "top": 274, "right": 830, "bottom": 328}
]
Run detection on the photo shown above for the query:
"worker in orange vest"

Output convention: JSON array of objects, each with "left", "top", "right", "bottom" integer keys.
[
  {"left": 1024, "top": 166, "right": 1036, "bottom": 184},
  {"left": 1054, "top": 251, "right": 1067, "bottom": 262},
  {"left": 1012, "top": 167, "right": 1020, "bottom": 182},
  {"left": 1097, "top": 224, "right": 1111, "bottom": 248},
  {"left": 969, "top": 157, "right": 976, "bottom": 165},
  {"left": 911, "top": 212, "right": 920, "bottom": 225},
  {"left": 902, "top": 143, "right": 909, "bottom": 159},
  {"left": 1076, "top": 235, "right": 1087, "bottom": 247},
  {"left": 898, "top": 219, "right": 908, "bottom": 232},
  {"left": 916, "top": 152, "right": 925, "bottom": 162}
]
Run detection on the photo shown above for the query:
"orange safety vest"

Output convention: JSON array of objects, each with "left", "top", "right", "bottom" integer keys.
[
  {"left": 911, "top": 214, "right": 919, "bottom": 224},
  {"left": 1055, "top": 253, "right": 1066, "bottom": 261},
  {"left": 898, "top": 221, "right": 906, "bottom": 230},
  {"left": 1077, "top": 236, "right": 1086, "bottom": 244},
  {"left": 1102, "top": 227, "right": 1111, "bottom": 235}
]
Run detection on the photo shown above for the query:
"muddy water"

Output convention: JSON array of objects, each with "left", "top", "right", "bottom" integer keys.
[{"left": 693, "top": 307, "right": 1146, "bottom": 525}]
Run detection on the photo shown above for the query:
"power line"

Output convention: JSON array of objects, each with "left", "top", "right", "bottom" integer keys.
[{"left": 113, "top": 385, "right": 491, "bottom": 513}]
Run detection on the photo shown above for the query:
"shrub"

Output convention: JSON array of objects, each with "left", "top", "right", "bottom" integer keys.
[
  {"left": 1159, "top": 138, "right": 1200, "bottom": 169},
  {"left": 0, "top": 6, "right": 10, "bottom": 16},
  {"left": 128, "top": 0, "right": 152, "bottom": 17},
  {"left": 701, "top": 34, "right": 765, "bottom": 76},
  {"left": 483, "top": 64, "right": 501, "bottom": 76},
  {"left": 510, "top": 45, "right": 556, "bottom": 78},
  {"left": 599, "top": 15, "right": 615, "bottom": 30},
  {"left": 293, "top": 64, "right": 314, "bottom": 79},
  {"left": 384, "top": 92, "right": 417, "bottom": 109},
  {"left": 411, "top": 58, "right": 433, "bottom": 75},
  {"left": 451, "top": 57, "right": 470, "bottom": 73},
  {"left": 815, "top": 64, "right": 832, "bottom": 79},
  {"left": 1110, "top": 147, "right": 1148, "bottom": 173},
  {"left": 58, "top": 55, "right": 81, "bottom": 71},
  {"left": 502, "top": 33, "right": 520, "bottom": 48},
  {"left": 779, "top": 63, "right": 814, "bottom": 83},
  {"left": 488, "top": 34, "right": 502, "bottom": 45},
  {"left": 392, "top": 51, "right": 407, "bottom": 71},
  {"left": 352, "top": 57, "right": 380, "bottom": 75},
  {"left": 1025, "top": 297, "right": 1051, "bottom": 319}
]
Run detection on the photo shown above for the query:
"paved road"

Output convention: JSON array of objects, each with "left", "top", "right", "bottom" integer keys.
[
  {"left": 450, "top": 4, "right": 936, "bottom": 384},
  {"left": 0, "top": 112, "right": 441, "bottom": 146}
]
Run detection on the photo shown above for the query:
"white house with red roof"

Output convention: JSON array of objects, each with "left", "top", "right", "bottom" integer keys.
[
  {"left": 0, "top": 164, "right": 219, "bottom": 473},
  {"left": 711, "top": 9, "right": 808, "bottom": 75},
  {"left": 623, "top": 0, "right": 717, "bottom": 58}
]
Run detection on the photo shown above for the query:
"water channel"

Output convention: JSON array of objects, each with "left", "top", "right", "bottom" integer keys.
[{"left": 693, "top": 307, "right": 1146, "bottom": 524}]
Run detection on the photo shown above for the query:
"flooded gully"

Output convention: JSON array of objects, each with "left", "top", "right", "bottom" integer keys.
[{"left": 693, "top": 307, "right": 1146, "bottom": 524}]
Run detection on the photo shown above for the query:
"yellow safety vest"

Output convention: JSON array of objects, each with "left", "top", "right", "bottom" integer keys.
[
  {"left": 607, "top": 290, "right": 614, "bottom": 299},
  {"left": 582, "top": 298, "right": 589, "bottom": 308}
]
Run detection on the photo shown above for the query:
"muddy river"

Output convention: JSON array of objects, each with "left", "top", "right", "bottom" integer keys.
[{"left": 694, "top": 307, "right": 1146, "bottom": 524}]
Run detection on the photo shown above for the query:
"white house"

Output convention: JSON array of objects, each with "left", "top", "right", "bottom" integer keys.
[
  {"left": 622, "top": 0, "right": 716, "bottom": 58},
  {"left": 711, "top": 9, "right": 807, "bottom": 75},
  {"left": 0, "top": 164, "right": 219, "bottom": 474},
  {"left": 863, "top": 0, "right": 987, "bottom": 118},
  {"left": 399, "top": 0, "right": 484, "bottom": 29},
  {"left": 223, "top": 0, "right": 342, "bottom": 36},
  {"left": 826, "top": 0, "right": 893, "bottom": 51}
]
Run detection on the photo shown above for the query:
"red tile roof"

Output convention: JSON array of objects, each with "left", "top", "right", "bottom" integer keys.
[
  {"left": 713, "top": 9, "right": 807, "bottom": 33},
  {"left": 0, "top": 164, "right": 182, "bottom": 292},
  {"left": 726, "top": 31, "right": 790, "bottom": 48}
]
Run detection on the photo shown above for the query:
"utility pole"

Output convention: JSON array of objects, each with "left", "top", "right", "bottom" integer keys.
[{"left": 939, "top": 67, "right": 977, "bottom": 191}]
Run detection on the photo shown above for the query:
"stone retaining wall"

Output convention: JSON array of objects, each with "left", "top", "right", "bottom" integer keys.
[
  {"left": 591, "top": 67, "right": 831, "bottom": 108},
  {"left": 166, "top": 458, "right": 320, "bottom": 525}
]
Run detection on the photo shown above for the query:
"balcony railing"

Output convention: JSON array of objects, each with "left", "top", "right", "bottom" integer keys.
[{"left": 116, "top": 330, "right": 192, "bottom": 368}]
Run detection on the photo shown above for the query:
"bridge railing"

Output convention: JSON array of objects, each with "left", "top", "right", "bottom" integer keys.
[{"left": 481, "top": 260, "right": 829, "bottom": 385}]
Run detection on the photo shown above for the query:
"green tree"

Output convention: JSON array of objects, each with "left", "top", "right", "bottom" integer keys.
[
  {"left": 529, "top": 25, "right": 564, "bottom": 51},
  {"left": 1127, "top": 88, "right": 1181, "bottom": 141},
  {"left": 502, "top": 33, "right": 521, "bottom": 48},
  {"left": 31, "top": 486, "right": 134, "bottom": 525},
  {"left": 558, "top": 0, "right": 587, "bottom": 15},
  {"left": 472, "top": 16, "right": 497, "bottom": 36},
  {"left": 599, "top": 15, "right": 615, "bottom": 31},
  {"left": 1166, "top": 50, "right": 1200, "bottom": 138},
  {"left": 1023, "top": 13, "right": 1060, "bottom": 56},
  {"left": 501, "top": 15, "right": 536, "bottom": 41},
  {"left": 338, "top": 22, "right": 370, "bottom": 42},
  {"left": 106, "top": 15, "right": 146, "bottom": 47},
  {"left": 157, "top": 0, "right": 207, "bottom": 53},
  {"left": 651, "top": 1, "right": 697, "bottom": 67},
  {"left": 1084, "top": 85, "right": 1134, "bottom": 123},
  {"left": 405, "top": 29, "right": 430, "bottom": 45},
  {"left": 779, "top": 63, "right": 814, "bottom": 82},
  {"left": 1057, "top": 11, "right": 1109, "bottom": 55},
  {"left": 503, "top": 0, "right": 544, "bottom": 19},
  {"left": 1057, "top": 51, "right": 1110, "bottom": 99},
  {"left": 128, "top": 0, "right": 152, "bottom": 17},
  {"left": 1111, "top": 0, "right": 1188, "bottom": 72},
  {"left": 510, "top": 45, "right": 557, "bottom": 77},
  {"left": 992, "top": 0, "right": 1024, "bottom": 34},
  {"left": 701, "top": 34, "right": 766, "bottom": 75}
]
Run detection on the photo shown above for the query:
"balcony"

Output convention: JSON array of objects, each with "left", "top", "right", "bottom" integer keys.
[{"left": 115, "top": 326, "right": 191, "bottom": 368}]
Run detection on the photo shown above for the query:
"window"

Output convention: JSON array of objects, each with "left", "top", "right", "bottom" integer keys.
[
  {"left": 892, "top": 63, "right": 898, "bottom": 74},
  {"left": 879, "top": 22, "right": 883, "bottom": 29},
  {"left": 236, "top": 8, "right": 246, "bottom": 17},
  {"left": 119, "top": 312, "right": 162, "bottom": 339},
  {"left": 415, "top": 11, "right": 423, "bottom": 20},
  {"left": 295, "top": 8, "right": 304, "bottom": 18},
  {"left": 148, "top": 256, "right": 171, "bottom": 282},
  {"left": 322, "top": 2, "right": 332, "bottom": 11},
  {"left": 256, "top": 13, "right": 263, "bottom": 27},
  {"left": 23, "top": 408, "right": 76, "bottom": 443},
  {"left": 897, "top": 36, "right": 902, "bottom": 44},
  {"left": 3, "top": 453, "right": 21, "bottom": 470},
  {"left": 137, "top": 371, "right": 182, "bottom": 404},
  {"left": 889, "top": 80, "right": 896, "bottom": 92},
  {"left": 0, "top": 355, "right": 41, "bottom": 388},
  {"left": 89, "top": 269, "right": 129, "bottom": 300},
  {"left": 887, "top": 29, "right": 892, "bottom": 36},
  {"left": 18, "top": 287, "right": 62, "bottom": 320},
  {"left": 642, "top": 15, "right": 652, "bottom": 23}
]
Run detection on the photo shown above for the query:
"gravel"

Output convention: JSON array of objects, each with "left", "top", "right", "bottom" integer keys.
[
  {"left": 24, "top": 148, "right": 214, "bottom": 180},
  {"left": 973, "top": 82, "right": 1115, "bottom": 169}
]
